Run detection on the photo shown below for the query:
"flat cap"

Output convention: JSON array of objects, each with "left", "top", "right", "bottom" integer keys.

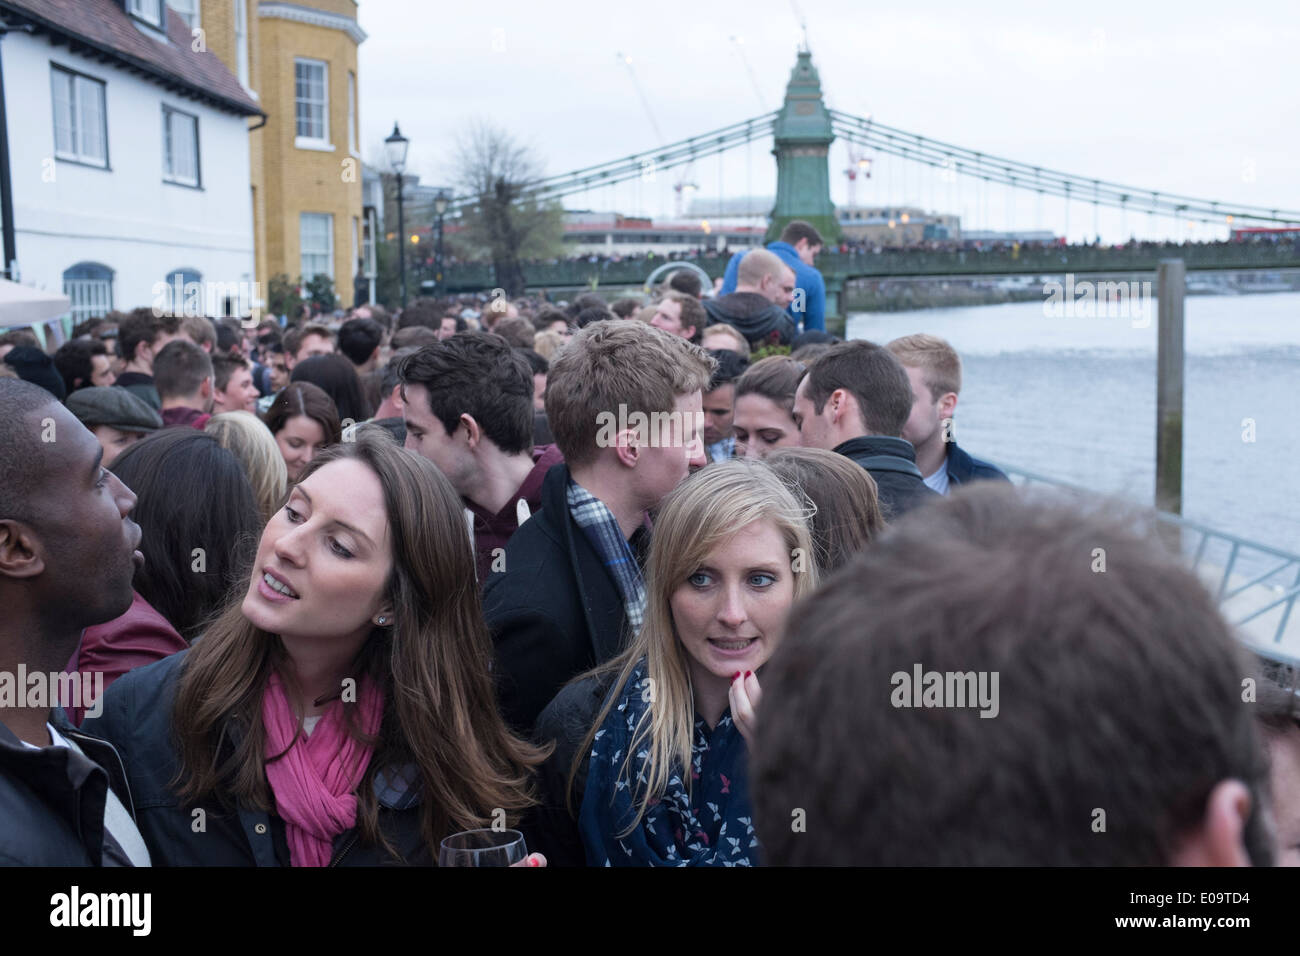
[{"left": 66, "top": 386, "right": 163, "bottom": 433}]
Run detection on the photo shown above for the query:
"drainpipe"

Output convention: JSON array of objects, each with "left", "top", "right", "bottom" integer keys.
[{"left": 0, "top": 19, "right": 29, "bottom": 279}]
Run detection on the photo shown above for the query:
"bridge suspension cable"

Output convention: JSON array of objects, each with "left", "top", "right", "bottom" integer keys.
[
  {"left": 831, "top": 110, "right": 1300, "bottom": 227},
  {"left": 448, "top": 113, "right": 777, "bottom": 210}
]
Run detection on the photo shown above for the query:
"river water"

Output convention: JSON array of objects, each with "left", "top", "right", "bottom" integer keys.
[{"left": 847, "top": 292, "right": 1300, "bottom": 555}]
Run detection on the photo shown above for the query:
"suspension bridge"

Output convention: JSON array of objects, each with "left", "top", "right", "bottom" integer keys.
[{"left": 440, "top": 49, "right": 1300, "bottom": 310}]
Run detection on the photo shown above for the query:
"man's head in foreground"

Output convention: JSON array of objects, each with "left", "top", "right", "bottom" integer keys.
[
  {"left": 0, "top": 379, "right": 141, "bottom": 674},
  {"left": 752, "top": 483, "right": 1272, "bottom": 866}
]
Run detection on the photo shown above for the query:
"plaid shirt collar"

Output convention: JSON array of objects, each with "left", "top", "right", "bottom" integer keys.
[{"left": 566, "top": 478, "right": 647, "bottom": 635}]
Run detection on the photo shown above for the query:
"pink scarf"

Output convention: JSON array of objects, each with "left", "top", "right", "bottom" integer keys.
[{"left": 261, "top": 670, "right": 385, "bottom": 867}]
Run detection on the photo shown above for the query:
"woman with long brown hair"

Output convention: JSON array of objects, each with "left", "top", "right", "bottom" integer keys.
[{"left": 85, "top": 429, "right": 546, "bottom": 865}]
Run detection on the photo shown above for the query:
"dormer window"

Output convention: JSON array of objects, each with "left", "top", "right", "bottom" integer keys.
[
  {"left": 127, "top": 0, "right": 164, "bottom": 28},
  {"left": 166, "top": 0, "right": 200, "bottom": 30}
]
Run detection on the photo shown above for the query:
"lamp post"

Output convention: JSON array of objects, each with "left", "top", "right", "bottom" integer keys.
[
  {"left": 384, "top": 122, "right": 410, "bottom": 308},
  {"left": 433, "top": 188, "right": 450, "bottom": 293}
]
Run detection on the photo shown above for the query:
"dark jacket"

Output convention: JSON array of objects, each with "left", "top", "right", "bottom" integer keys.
[
  {"left": 720, "top": 241, "right": 827, "bottom": 332},
  {"left": 0, "top": 708, "right": 139, "bottom": 865},
  {"left": 531, "top": 672, "right": 618, "bottom": 867},
  {"left": 82, "top": 651, "right": 435, "bottom": 866},
  {"left": 67, "top": 589, "right": 188, "bottom": 725},
  {"left": 467, "top": 444, "right": 564, "bottom": 584},
  {"left": 702, "top": 292, "right": 796, "bottom": 348},
  {"left": 115, "top": 373, "right": 161, "bottom": 411},
  {"left": 946, "top": 442, "right": 1011, "bottom": 489},
  {"left": 834, "top": 435, "right": 940, "bottom": 520},
  {"left": 482, "top": 463, "right": 648, "bottom": 734}
]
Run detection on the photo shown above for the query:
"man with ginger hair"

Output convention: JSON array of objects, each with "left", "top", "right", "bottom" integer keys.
[
  {"left": 483, "top": 321, "right": 715, "bottom": 733},
  {"left": 885, "top": 333, "right": 1008, "bottom": 495},
  {"left": 703, "top": 248, "right": 796, "bottom": 349}
]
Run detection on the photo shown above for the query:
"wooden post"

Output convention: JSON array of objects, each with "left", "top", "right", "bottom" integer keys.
[{"left": 1155, "top": 259, "right": 1184, "bottom": 522}]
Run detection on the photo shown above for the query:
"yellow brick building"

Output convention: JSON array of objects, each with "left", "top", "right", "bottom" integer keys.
[{"left": 190, "top": 0, "right": 365, "bottom": 309}]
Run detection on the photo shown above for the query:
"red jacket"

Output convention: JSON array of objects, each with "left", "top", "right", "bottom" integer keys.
[
  {"left": 67, "top": 590, "right": 188, "bottom": 725},
  {"left": 161, "top": 406, "right": 211, "bottom": 430},
  {"left": 467, "top": 444, "right": 564, "bottom": 585}
]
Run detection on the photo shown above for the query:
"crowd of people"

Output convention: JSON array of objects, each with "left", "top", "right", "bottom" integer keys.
[{"left": 0, "top": 218, "right": 1294, "bottom": 868}]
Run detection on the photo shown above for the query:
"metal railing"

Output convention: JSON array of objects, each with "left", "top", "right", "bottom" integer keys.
[{"left": 998, "top": 463, "right": 1300, "bottom": 664}]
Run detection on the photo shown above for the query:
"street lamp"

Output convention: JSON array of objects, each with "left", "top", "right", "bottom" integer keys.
[
  {"left": 433, "top": 188, "right": 451, "bottom": 293},
  {"left": 384, "top": 122, "right": 410, "bottom": 307}
]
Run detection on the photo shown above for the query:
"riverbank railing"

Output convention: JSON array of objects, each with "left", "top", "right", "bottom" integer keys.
[{"left": 998, "top": 463, "right": 1300, "bottom": 666}]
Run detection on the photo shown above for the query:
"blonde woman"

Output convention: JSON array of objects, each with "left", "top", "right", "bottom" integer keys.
[
  {"left": 206, "top": 410, "right": 289, "bottom": 523},
  {"left": 534, "top": 459, "right": 817, "bottom": 866}
]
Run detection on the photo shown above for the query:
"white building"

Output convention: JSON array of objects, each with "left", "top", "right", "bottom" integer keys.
[
  {"left": 562, "top": 212, "right": 766, "bottom": 257},
  {"left": 0, "top": 0, "right": 262, "bottom": 324}
]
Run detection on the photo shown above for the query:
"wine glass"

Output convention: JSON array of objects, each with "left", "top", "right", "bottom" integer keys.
[{"left": 439, "top": 828, "right": 528, "bottom": 867}]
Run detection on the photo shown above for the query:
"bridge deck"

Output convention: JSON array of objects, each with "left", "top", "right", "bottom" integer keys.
[{"left": 440, "top": 242, "right": 1300, "bottom": 294}]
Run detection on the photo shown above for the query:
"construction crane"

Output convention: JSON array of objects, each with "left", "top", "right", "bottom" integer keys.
[
  {"left": 616, "top": 52, "right": 696, "bottom": 218},
  {"left": 844, "top": 145, "right": 872, "bottom": 208}
]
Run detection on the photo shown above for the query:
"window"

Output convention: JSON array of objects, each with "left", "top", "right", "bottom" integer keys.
[
  {"left": 347, "top": 71, "right": 357, "bottom": 153},
  {"left": 162, "top": 106, "right": 200, "bottom": 186},
  {"left": 351, "top": 216, "right": 360, "bottom": 275},
  {"left": 294, "top": 59, "right": 328, "bottom": 144},
  {"left": 233, "top": 0, "right": 249, "bottom": 89},
  {"left": 51, "top": 66, "right": 107, "bottom": 167},
  {"left": 166, "top": 0, "right": 199, "bottom": 29},
  {"left": 362, "top": 208, "right": 377, "bottom": 278},
  {"left": 127, "top": 0, "right": 163, "bottom": 27},
  {"left": 160, "top": 268, "right": 202, "bottom": 315},
  {"left": 300, "top": 213, "right": 333, "bottom": 282},
  {"left": 63, "top": 262, "right": 114, "bottom": 323}
]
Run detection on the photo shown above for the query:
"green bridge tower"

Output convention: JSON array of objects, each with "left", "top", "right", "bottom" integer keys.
[{"left": 767, "top": 47, "right": 840, "bottom": 244}]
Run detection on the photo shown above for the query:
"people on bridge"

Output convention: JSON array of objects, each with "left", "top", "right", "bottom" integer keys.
[
  {"left": 399, "top": 332, "right": 565, "bottom": 586},
  {"left": 720, "top": 220, "right": 827, "bottom": 333},
  {"left": 886, "top": 334, "right": 1010, "bottom": 494},
  {"left": 703, "top": 248, "right": 797, "bottom": 349},
  {"left": 791, "top": 340, "right": 939, "bottom": 519}
]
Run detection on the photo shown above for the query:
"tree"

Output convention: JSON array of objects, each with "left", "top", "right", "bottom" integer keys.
[
  {"left": 304, "top": 274, "right": 337, "bottom": 313},
  {"left": 452, "top": 121, "right": 563, "bottom": 297},
  {"left": 267, "top": 273, "right": 298, "bottom": 320}
]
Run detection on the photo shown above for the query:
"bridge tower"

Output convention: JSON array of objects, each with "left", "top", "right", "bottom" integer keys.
[{"left": 767, "top": 47, "right": 840, "bottom": 244}]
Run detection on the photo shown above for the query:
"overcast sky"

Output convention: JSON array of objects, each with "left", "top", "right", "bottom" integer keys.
[{"left": 356, "top": 0, "right": 1298, "bottom": 243}]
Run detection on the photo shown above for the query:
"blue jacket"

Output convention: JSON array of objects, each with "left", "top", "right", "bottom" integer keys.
[
  {"left": 945, "top": 442, "right": 1011, "bottom": 488},
  {"left": 720, "top": 241, "right": 826, "bottom": 332}
]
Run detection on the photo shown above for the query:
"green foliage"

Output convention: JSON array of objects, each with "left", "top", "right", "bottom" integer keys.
[
  {"left": 266, "top": 273, "right": 298, "bottom": 319},
  {"left": 751, "top": 343, "right": 792, "bottom": 362},
  {"left": 303, "top": 274, "right": 337, "bottom": 313}
]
